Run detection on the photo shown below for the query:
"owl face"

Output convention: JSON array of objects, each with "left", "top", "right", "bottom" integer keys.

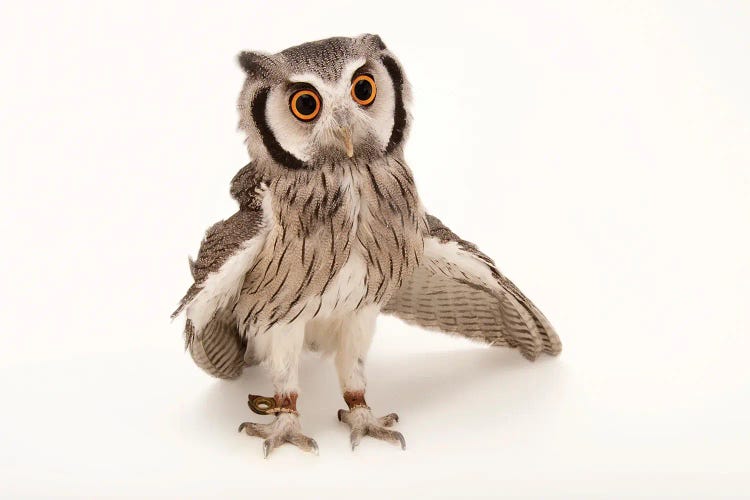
[{"left": 237, "top": 35, "right": 411, "bottom": 170}]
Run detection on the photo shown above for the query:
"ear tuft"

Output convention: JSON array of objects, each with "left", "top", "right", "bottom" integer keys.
[
  {"left": 359, "top": 34, "right": 387, "bottom": 51},
  {"left": 237, "top": 51, "right": 276, "bottom": 78}
]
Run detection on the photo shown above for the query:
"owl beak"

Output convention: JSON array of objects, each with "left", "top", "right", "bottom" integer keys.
[{"left": 336, "top": 127, "right": 354, "bottom": 158}]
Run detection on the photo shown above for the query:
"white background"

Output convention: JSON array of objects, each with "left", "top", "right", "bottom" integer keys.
[{"left": 1, "top": 1, "right": 748, "bottom": 498}]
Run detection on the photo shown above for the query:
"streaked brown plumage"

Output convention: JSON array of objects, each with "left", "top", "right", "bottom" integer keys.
[
  {"left": 232, "top": 155, "right": 425, "bottom": 335},
  {"left": 172, "top": 34, "right": 560, "bottom": 457}
]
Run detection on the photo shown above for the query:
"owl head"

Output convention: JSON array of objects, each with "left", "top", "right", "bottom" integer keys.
[{"left": 237, "top": 34, "right": 411, "bottom": 170}]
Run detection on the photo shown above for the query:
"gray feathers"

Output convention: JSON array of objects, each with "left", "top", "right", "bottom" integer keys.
[
  {"left": 237, "top": 52, "right": 281, "bottom": 80},
  {"left": 171, "top": 205, "right": 264, "bottom": 320},
  {"left": 383, "top": 215, "right": 561, "bottom": 360},
  {"left": 231, "top": 155, "right": 425, "bottom": 334},
  {"left": 230, "top": 162, "right": 267, "bottom": 209},
  {"left": 186, "top": 310, "right": 247, "bottom": 379}
]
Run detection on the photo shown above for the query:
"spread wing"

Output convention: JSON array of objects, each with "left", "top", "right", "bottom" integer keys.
[
  {"left": 171, "top": 163, "right": 268, "bottom": 378},
  {"left": 383, "top": 215, "right": 561, "bottom": 360}
]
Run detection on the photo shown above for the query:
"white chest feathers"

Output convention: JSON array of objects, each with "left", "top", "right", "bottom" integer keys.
[
  {"left": 317, "top": 172, "right": 370, "bottom": 317},
  {"left": 317, "top": 251, "right": 370, "bottom": 317}
]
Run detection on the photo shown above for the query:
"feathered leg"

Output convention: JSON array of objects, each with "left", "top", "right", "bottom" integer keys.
[
  {"left": 238, "top": 321, "right": 318, "bottom": 458},
  {"left": 335, "top": 306, "right": 406, "bottom": 451}
]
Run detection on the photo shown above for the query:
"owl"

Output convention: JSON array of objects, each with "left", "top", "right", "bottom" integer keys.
[{"left": 172, "top": 34, "right": 561, "bottom": 457}]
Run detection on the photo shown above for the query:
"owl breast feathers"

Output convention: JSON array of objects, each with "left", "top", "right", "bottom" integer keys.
[{"left": 172, "top": 161, "right": 560, "bottom": 379}]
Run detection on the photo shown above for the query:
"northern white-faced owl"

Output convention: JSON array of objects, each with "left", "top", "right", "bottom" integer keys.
[{"left": 172, "top": 34, "right": 561, "bottom": 457}]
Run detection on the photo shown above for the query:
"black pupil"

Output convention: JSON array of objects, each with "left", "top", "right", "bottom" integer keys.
[
  {"left": 296, "top": 94, "right": 317, "bottom": 116},
  {"left": 354, "top": 79, "right": 372, "bottom": 102}
]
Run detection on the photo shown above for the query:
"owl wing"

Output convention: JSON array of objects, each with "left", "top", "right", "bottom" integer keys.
[
  {"left": 383, "top": 214, "right": 561, "bottom": 360},
  {"left": 171, "top": 163, "right": 268, "bottom": 378}
]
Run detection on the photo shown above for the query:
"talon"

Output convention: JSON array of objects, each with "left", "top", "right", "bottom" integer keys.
[
  {"left": 240, "top": 410, "right": 317, "bottom": 457},
  {"left": 340, "top": 406, "right": 404, "bottom": 451},
  {"left": 379, "top": 412, "right": 399, "bottom": 427},
  {"left": 396, "top": 431, "right": 406, "bottom": 451},
  {"left": 350, "top": 428, "right": 364, "bottom": 451},
  {"left": 239, "top": 422, "right": 259, "bottom": 436}
]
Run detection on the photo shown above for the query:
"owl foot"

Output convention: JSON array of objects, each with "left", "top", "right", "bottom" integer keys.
[
  {"left": 239, "top": 393, "right": 318, "bottom": 458},
  {"left": 238, "top": 413, "right": 318, "bottom": 458},
  {"left": 337, "top": 407, "right": 406, "bottom": 451}
]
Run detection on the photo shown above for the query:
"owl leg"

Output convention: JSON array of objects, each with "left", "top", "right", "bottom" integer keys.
[
  {"left": 335, "top": 306, "right": 406, "bottom": 451},
  {"left": 238, "top": 321, "right": 318, "bottom": 458}
]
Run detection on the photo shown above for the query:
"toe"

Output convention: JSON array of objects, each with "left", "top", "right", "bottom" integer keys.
[
  {"left": 369, "top": 426, "right": 407, "bottom": 450},
  {"left": 287, "top": 433, "right": 319, "bottom": 455},
  {"left": 262, "top": 435, "right": 284, "bottom": 459},
  {"left": 350, "top": 427, "right": 366, "bottom": 451},
  {"left": 239, "top": 422, "right": 270, "bottom": 438},
  {"left": 378, "top": 413, "right": 399, "bottom": 427}
]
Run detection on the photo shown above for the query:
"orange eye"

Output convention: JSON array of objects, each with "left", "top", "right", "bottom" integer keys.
[
  {"left": 351, "top": 74, "right": 376, "bottom": 106},
  {"left": 289, "top": 89, "right": 321, "bottom": 121}
]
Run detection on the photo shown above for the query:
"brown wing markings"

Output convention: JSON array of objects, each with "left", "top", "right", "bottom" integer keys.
[{"left": 384, "top": 214, "right": 561, "bottom": 361}]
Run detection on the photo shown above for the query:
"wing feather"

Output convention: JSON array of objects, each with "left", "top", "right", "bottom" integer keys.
[
  {"left": 383, "top": 214, "right": 561, "bottom": 360},
  {"left": 185, "top": 313, "right": 246, "bottom": 380},
  {"left": 172, "top": 164, "right": 270, "bottom": 378},
  {"left": 171, "top": 208, "right": 267, "bottom": 324}
]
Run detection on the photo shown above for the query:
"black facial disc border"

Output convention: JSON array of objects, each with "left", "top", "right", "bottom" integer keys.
[
  {"left": 252, "top": 87, "right": 308, "bottom": 170},
  {"left": 381, "top": 55, "right": 406, "bottom": 154}
]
